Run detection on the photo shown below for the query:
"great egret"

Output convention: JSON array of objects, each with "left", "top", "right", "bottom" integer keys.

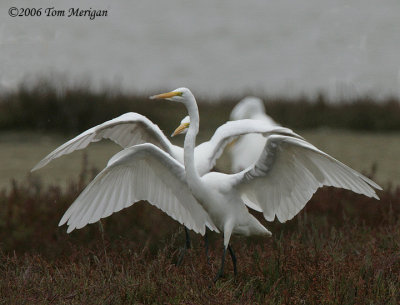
[
  {"left": 229, "top": 96, "right": 278, "bottom": 172},
  {"left": 58, "top": 88, "right": 381, "bottom": 282},
  {"left": 31, "top": 109, "right": 299, "bottom": 262}
]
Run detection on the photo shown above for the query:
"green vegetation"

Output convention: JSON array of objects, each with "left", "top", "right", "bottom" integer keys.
[{"left": 0, "top": 164, "right": 399, "bottom": 304}]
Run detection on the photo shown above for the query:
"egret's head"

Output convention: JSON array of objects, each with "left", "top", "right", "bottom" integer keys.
[
  {"left": 230, "top": 96, "right": 265, "bottom": 120},
  {"left": 149, "top": 87, "right": 192, "bottom": 103},
  {"left": 171, "top": 116, "right": 190, "bottom": 137}
]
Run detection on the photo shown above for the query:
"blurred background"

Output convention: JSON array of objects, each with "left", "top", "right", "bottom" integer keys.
[{"left": 1, "top": 0, "right": 400, "bottom": 98}]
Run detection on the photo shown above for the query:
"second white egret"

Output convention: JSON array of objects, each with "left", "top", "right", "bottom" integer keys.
[{"left": 229, "top": 96, "right": 278, "bottom": 172}]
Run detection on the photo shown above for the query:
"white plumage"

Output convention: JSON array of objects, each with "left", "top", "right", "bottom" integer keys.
[
  {"left": 235, "top": 135, "right": 380, "bottom": 223},
  {"left": 229, "top": 96, "right": 278, "bottom": 172},
  {"left": 31, "top": 112, "right": 181, "bottom": 172},
  {"left": 36, "top": 88, "right": 381, "bottom": 281},
  {"left": 32, "top": 112, "right": 298, "bottom": 176},
  {"left": 32, "top": 108, "right": 300, "bottom": 236},
  {"left": 59, "top": 143, "right": 218, "bottom": 235}
]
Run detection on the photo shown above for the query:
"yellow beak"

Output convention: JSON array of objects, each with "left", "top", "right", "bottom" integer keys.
[
  {"left": 149, "top": 91, "right": 182, "bottom": 100},
  {"left": 171, "top": 123, "right": 190, "bottom": 137}
]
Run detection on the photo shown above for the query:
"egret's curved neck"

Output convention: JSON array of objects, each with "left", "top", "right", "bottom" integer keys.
[{"left": 183, "top": 95, "right": 202, "bottom": 186}]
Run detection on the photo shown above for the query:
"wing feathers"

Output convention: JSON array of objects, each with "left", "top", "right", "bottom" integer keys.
[
  {"left": 235, "top": 135, "right": 381, "bottom": 223},
  {"left": 32, "top": 113, "right": 173, "bottom": 171},
  {"left": 60, "top": 143, "right": 216, "bottom": 235},
  {"left": 194, "top": 120, "right": 302, "bottom": 176}
]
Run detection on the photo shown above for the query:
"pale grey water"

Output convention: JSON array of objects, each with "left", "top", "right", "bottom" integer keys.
[{"left": 1, "top": 0, "right": 400, "bottom": 100}]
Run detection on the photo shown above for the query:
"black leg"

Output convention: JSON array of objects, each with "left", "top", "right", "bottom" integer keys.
[
  {"left": 228, "top": 244, "right": 237, "bottom": 276},
  {"left": 213, "top": 245, "right": 227, "bottom": 283},
  {"left": 185, "top": 227, "right": 191, "bottom": 249},
  {"left": 204, "top": 230, "right": 210, "bottom": 265},
  {"left": 176, "top": 227, "right": 191, "bottom": 266}
]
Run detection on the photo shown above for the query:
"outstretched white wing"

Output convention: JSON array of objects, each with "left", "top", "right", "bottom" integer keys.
[
  {"left": 194, "top": 119, "right": 302, "bottom": 175},
  {"left": 59, "top": 143, "right": 218, "bottom": 235},
  {"left": 32, "top": 112, "right": 174, "bottom": 171},
  {"left": 232, "top": 135, "right": 382, "bottom": 222}
]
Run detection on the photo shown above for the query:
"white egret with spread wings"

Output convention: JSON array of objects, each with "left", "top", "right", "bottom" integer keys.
[
  {"left": 31, "top": 106, "right": 299, "bottom": 263},
  {"left": 50, "top": 88, "right": 381, "bottom": 281}
]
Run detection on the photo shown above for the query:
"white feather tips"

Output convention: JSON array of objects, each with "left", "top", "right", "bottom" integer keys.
[
  {"left": 236, "top": 135, "right": 381, "bottom": 224},
  {"left": 59, "top": 144, "right": 214, "bottom": 235}
]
